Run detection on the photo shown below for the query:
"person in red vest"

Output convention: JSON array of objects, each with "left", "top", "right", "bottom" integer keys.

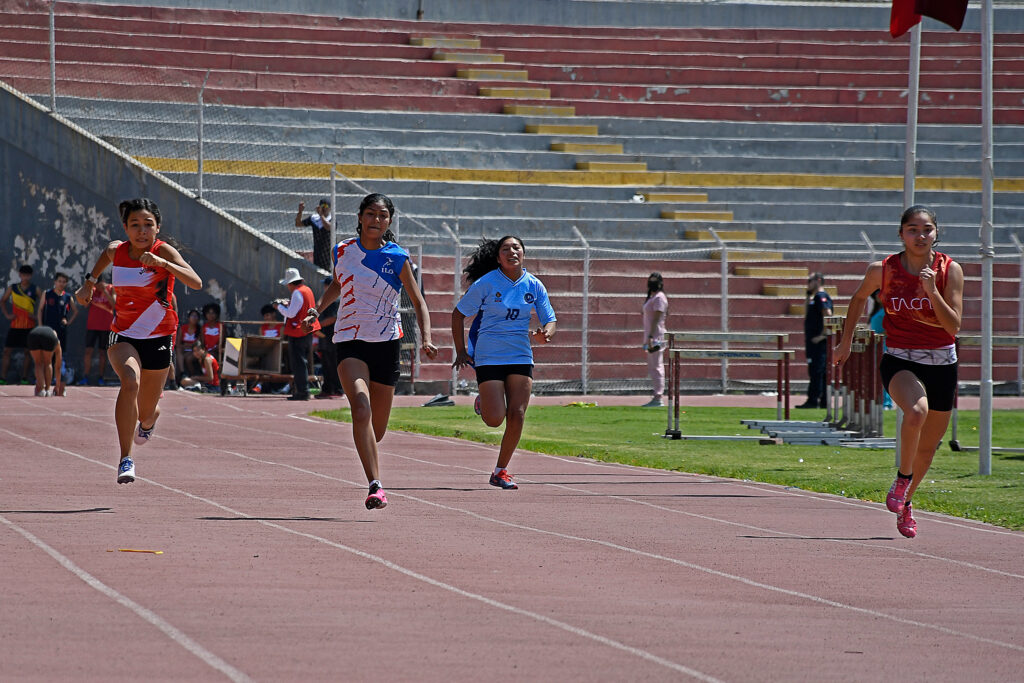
[
  {"left": 74, "top": 198, "right": 202, "bottom": 485},
  {"left": 276, "top": 267, "right": 320, "bottom": 401},
  {"left": 834, "top": 206, "right": 963, "bottom": 539}
]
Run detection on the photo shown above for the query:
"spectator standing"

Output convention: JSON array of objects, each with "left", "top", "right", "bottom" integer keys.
[
  {"left": 314, "top": 276, "right": 342, "bottom": 398},
  {"left": 296, "top": 199, "right": 333, "bottom": 271},
  {"left": 276, "top": 267, "right": 320, "bottom": 401},
  {"left": 39, "top": 272, "right": 79, "bottom": 383},
  {"left": 27, "top": 325, "right": 65, "bottom": 397},
  {"left": 80, "top": 276, "right": 116, "bottom": 385},
  {"left": 641, "top": 272, "right": 668, "bottom": 407},
  {"left": 797, "top": 272, "right": 833, "bottom": 409},
  {"left": 1, "top": 264, "right": 40, "bottom": 384}
]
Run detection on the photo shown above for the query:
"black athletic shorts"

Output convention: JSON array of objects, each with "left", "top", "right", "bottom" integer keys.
[
  {"left": 27, "top": 326, "right": 58, "bottom": 353},
  {"left": 109, "top": 333, "right": 174, "bottom": 371},
  {"left": 4, "top": 327, "right": 29, "bottom": 349},
  {"left": 85, "top": 328, "right": 111, "bottom": 350},
  {"left": 335, "top": 338, "right": 401, "bottom": 387},
  {"left": 879, "top": 354, "right": 958, "bottom": 412},
  {"left": 475, "top": 364, "right": 534, "bottom": 384}
]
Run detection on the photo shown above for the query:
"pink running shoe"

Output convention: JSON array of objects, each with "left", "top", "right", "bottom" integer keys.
[
  {"left": 886, "top": 475, "right": 911, "bottom": 513},
  {"left": 473, "top": 393, "right": 482, "bottom": 416},
  {"left": 896, "top": 503, "right": 917, "bottom": 538},
  {"left": 365, "top": 484, "right": 388, "bottom": 510}
]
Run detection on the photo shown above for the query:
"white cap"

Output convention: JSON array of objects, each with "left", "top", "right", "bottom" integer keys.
[{"left": 279, "top": 267, "right": 302, "bottom": 285}]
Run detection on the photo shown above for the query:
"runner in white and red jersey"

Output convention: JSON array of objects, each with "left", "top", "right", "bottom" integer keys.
[
  {"left": 75, "top": 198, "right": 203, "bottom": 485},
  {"left": 305, "top": 193, "right": 437, "bottom": 511},
  {"left": 835, "top": 206, "right": 964, "bottom": 538}
]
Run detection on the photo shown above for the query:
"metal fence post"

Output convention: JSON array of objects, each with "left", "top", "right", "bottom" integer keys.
[
  {"left": 48, "top": 1, "right": 56, "bottom": 112},
  {"left": 708, "top": 228, "right": 729, "bottom": 392},
  {"left": 1012, "top": 233, "right": 1023, "bottom": 395},
  {"left": 196, "top": 70, "right": 210, "bottom": 199},
  {"left": 330, "top": 166, "right": 337, "bottom": 250},
  {"left": 572, "top": 226, "right": 590, "bottom": 394},
  {"left": 860, "top": 231, "right": 876, "bottom": 262},
  {"left": 441, "top": 221, "right": 461, "bottom": 395}
]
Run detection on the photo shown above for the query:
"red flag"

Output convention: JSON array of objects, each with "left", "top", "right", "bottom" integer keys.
[
  {"left": 914, "top": 0, "right": 969, "bottom": 31},
  {"left": 891, "top": 0, "right": 922, "bottom": 37}
]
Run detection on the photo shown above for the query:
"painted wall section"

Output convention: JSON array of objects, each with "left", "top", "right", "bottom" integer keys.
[{"left": 0, "top": 84, "right": 323, "bottom": 373}]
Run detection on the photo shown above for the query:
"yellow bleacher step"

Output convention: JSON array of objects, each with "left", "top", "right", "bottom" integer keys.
[
  {"left": 711, "top": 250, "right": 783, "bottom": 261},
  {"left": 480, "top": 87, "right": 550, "bottom": 98},
  {"left": 412, "top": 37, "right": 481, "bottom": 48},
  {"left": 505, "top": 104, "right": 575, "bottom": 116},
  {"left": 669, "top": 211, "right": 735, "bottom": 222},
  {"left": 525, "top": 124, "right": 598, "bottom": 135},
  {"left": 433, "top": 51, "right": 504, "bottom": 63},
  {"left": 765, "top": 284, "right": 839, "bottom": 297},
  {"left": 550, "top": 142, "right": 623, "bottom": 154},
  {"left": 735, "top": 266, "right": 810, "bottom": 278},
  {"left": 643, "top": 192, "right": 708, "bottom": 203},
  {"left": 576, "top": 161, "right": 647, "bottom": 171},
  {"left": 456, "top": 68, "right": 528, "bottom": 81},
  {"left": 683, "top": 229, "right": 754, "bottom": 240},
  {"left": 789, "top": 303, "right": 848, "bottom": 315}
]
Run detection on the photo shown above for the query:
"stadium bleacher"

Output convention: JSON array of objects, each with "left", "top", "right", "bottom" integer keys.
[{"left": 2, "top": 0, "right": 1021, "bottom": 391}]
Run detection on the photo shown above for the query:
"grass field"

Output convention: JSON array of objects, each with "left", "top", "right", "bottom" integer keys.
[{"left": 314, "top": 405, "right": 1024, "bottom": 530}]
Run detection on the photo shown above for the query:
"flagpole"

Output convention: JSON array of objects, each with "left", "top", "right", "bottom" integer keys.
[{"left": 979, "top": 0, "right": 994, "bottom": 475}]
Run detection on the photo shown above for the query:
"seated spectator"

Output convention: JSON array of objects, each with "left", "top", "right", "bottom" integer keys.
[
  {"left": 201, "top": 302, "right": 222, "bottom": 359},
  {"left": 179, "top": 338, "right": 221, "bottom": 393},
  {"left": 27, "top": 325, "right": 65, "bottom": 397},
  {"left": 175, "top": 308, "right": 202, "bottom": 382},
  {"left": 259, "top": 304, "right": 283, "bottom": 338}
]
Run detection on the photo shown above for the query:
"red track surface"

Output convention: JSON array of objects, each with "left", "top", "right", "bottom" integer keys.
[{"left": 2, "top": 387, "right": 1022, "bottom": 681}]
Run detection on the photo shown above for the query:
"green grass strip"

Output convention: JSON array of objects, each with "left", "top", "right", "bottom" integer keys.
[{"left": 314, "top": 404, "right": 1024, "bottom": 530}]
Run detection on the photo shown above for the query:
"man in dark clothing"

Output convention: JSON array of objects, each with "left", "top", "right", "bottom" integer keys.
[
  {"left": 39, "top": 272, "right": 78, "bottom": 352},
  {"left": 798, "top": 272, "right": 833, "bottom": 409},
  {"left": 315, "top": 276, "right": 342, "bottom": 398},
  {"left": 295, "top": 199, "right": 333, "bottom": 271}
]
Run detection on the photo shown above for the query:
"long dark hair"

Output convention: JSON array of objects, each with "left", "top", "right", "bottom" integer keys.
[
  {"left": 900, "top": 205, "right": 940, "bottom": 246},
  {"left": 463, "top": 235, "right": 524, "bottom": 284},
  {"left": 356, "top": 193, "right": 397, "bottom": 244},
  {"left": 646, "top": 272, "right": 664, "bottom": 300},
  {"left": 119, "top": 198, "right": 161, "bottom": 226}
]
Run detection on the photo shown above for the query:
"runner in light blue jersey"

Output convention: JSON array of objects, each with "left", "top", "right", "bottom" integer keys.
[{"left": 452, "top": 236, "right": 556, "bottom": 490}]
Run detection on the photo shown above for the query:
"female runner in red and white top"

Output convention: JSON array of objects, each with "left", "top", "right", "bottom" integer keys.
[
  {"left": 75, "top": 198, "right": 203, "bottom": 484},
  {"left": 834, "top": 206, "right": 964, "bottom": 538}
]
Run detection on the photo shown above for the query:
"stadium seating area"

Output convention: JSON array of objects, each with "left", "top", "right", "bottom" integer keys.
[{"left": 2, "top": 0, "right": 1021, "bottom": 391}]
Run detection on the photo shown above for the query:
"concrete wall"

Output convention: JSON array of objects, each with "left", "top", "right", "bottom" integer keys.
[
  {"left": 75, "top": 0, "right": 1024, "bottom": 31},
  {"left": 0, "top": 83, "right": 323, "bottom": 375}
]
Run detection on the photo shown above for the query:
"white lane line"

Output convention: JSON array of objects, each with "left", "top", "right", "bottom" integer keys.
[
  {"left": 208, "top": 413, "right": 1024, "bottom": 579},
  {"left": 1, "top": 428, "right": 721, "bottom": 682},
  {"left": 0, "top": 513, "right": 252, "bottom": 683},
  {"left": 67, "top": 413, "right": 1024, "bottom": 654}
]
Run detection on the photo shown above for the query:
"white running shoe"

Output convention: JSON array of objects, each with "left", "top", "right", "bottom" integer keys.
[
  {"left": 134, "top": 422, "right": 155, "bottom": 445},
  {"left": 117, "top": 457, "right": 135, "bottom": 484}
]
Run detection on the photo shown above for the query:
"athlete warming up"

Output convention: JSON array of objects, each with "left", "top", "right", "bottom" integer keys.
[
  {"left": 451, "top": 236, "right": 557, "bottom": 491},
  {"left": 834, "top": 206, "right": 963, "bottom": 538},
  {"left": 305, "top": 194, "right": 436, "bottom": 510},
  {"left": 75, "top": 198, "right": 203, "bottom": 484}
]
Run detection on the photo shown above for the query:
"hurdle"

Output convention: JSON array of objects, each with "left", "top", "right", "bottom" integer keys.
[
  {"left": 665, "top": 346, "right": 792, "bottom": 442},
  {"left": 823, "top": 318, "right": 885, "bottom": 439},
  {"left": 949, "top": 335, "right": 1024, "bottom": 454}
]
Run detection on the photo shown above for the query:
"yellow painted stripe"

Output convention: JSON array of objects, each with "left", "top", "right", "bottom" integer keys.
[
  {"left": 643, "top": 192, "right": 708, "bottom": 202},
  {"left": 411, "top": 37, "right": 481, "bottom": 48},
  {"left": 456, "top": 68, "right": 528, "bottom": 81},
  {"left": 790, "top": 303, "right": 848, "bottom": 315},
  {"left": 766, "top": 284, "right": 839, "bottom": 296},
  {"left": 504, "top": 104, "right": 575, "bottom": 116},
  {"left": 550, "top": 142, "right": 623, "bottom": 153},
  {"left": 480, "top": 87, "right": 550, "bottom": 98},
  {"left": 669, "top": 211, "right": 735, "bottom": 221},
  {"left": 712, "top": 251, "right": 783, "bottom": 261},
  {"left": 576, "top": 161, "right": 647, "bottom": 171},
  {"left": 734, "top": 266, "right": 809, "bottom": 277},
  {"left": 133, "top": 158, "right": 1024, "bottom": 192},
  {"left": 433, "top": 51, "right": 504, "bottom": 62},
  {"left": 525, "top": 124, "right": 599, "bottom": 135},
  {"left": 683, "top": 229, "right": 753, "bottom": 240}
]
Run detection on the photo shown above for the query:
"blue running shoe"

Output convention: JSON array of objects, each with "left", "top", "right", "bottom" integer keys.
[
  {"left": 134, "top": 422, "right": 154, "bottom": 446},
  {"left": 117, "top": 457, "right": 135, "bottom": 484}
]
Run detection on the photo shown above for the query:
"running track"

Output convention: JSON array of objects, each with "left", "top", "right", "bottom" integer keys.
[{"left": 1, "top": 388, "right": 1022, "bottom": 681}]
